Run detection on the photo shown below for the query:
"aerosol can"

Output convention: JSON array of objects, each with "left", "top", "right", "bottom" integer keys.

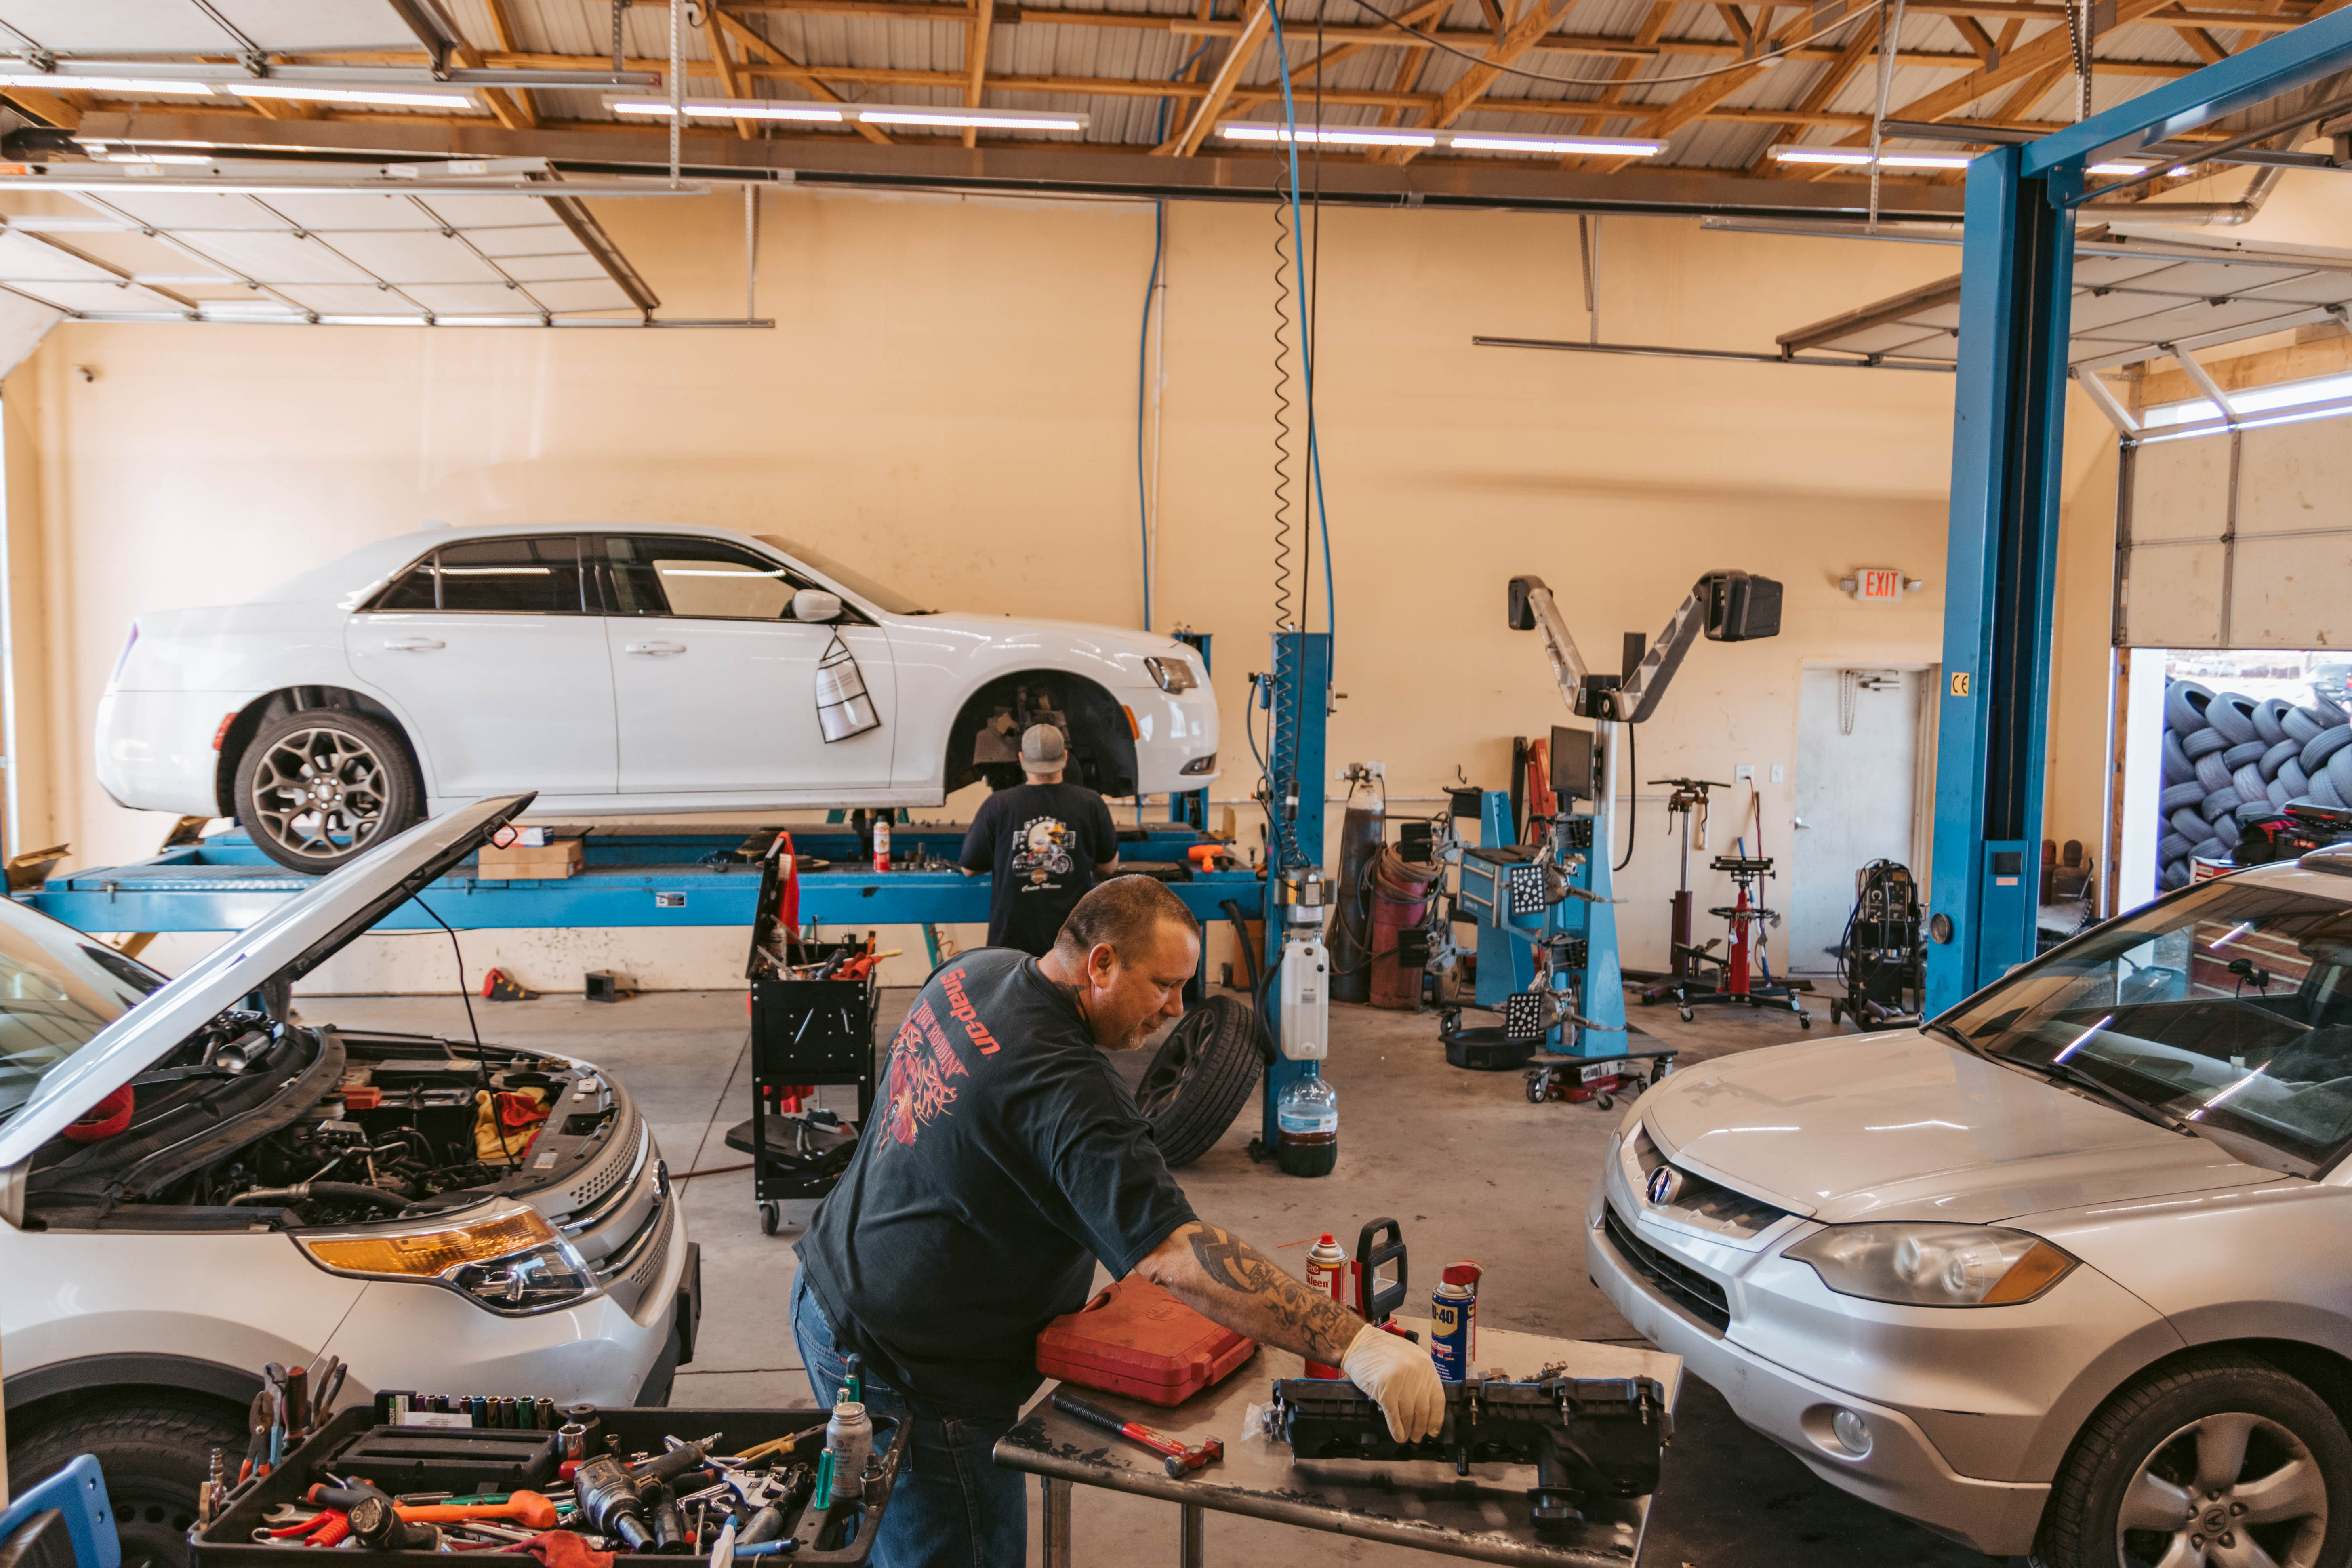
[
  {"left": 1430, "top": 1261, "right": 1482, "bottom": 1381},
  {"left": 825, "top": 1390, "right": 873, "bottom": 1507},
  {"left": 1303, "top": 1233, "right": 1348, "bottom": 1377},
  {"left": 872, "top": 816, "right": 892, "bottom": 874}
]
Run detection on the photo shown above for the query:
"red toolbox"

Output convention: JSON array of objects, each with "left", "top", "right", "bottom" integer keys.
[{"left": 1035, "top": 1277, "right": 1256, "bottom": 1406}]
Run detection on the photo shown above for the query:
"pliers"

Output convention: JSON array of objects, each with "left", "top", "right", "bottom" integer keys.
[{"left": 252, "top": 1506, "right": 348, "bottom": 1546}]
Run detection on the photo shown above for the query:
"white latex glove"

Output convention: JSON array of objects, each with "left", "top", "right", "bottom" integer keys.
[{"left": 1340, "top": 1324, "right": 1446, "bottom": 1443}]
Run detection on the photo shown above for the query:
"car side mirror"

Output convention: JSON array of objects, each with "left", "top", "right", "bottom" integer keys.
[{"left": 792, "top": 589, "right": 843, "bottom": 623}]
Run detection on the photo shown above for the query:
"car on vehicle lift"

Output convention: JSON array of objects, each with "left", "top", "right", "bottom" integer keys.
[
  {"left": 95, "top": 524, "right": 1221, "bottom": 872},
  {"left": 0, "top": 793, "right": 696, "bottom": 1567},
  {"left": 1592, "top": 844, "right": 2352, "bottom": 1568}
]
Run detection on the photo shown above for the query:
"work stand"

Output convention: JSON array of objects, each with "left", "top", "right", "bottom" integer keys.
[
  {"left": 1636, "top": 779, "right": 1729, "bottom": 1008},
  {"left": 1640, "top": 856, "right": 1810, "bottom": 1028}
]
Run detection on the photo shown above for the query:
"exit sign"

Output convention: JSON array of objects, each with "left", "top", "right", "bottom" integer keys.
[{"left": 1847, "top": 568, "right": 1908, "bottom": 603}]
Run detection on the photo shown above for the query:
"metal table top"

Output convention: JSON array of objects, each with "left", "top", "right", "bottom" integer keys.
[{"left": 994, "top": 1320, "right": 1681, "bottom": 1566}]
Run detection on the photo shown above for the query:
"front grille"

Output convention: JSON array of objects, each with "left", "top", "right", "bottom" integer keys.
[
  {"left": 1630, "top": 1127, "right": 1792, "bottom": 1239},
  {"left": 1604, "top": 1202, "right": 1731, "bottom": 1333}
]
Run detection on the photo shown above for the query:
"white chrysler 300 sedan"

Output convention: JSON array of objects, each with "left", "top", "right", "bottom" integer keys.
[
  {"left": 96, "top": 524, "right": 1220, "bottom": 870},
  {"left": 1593, "top": 846, "right": 2352, "bottom": 1568},
  {"left": 0, "top": 795, "right": 693, "bottom": 1568}
]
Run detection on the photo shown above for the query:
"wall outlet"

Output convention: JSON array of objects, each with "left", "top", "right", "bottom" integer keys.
[
  {"left": 1734, "top": 763, "right": 1756, "bottom": 782},
  {"left": 1770, "top": 764, "right": 1785, "bottom": 784}
]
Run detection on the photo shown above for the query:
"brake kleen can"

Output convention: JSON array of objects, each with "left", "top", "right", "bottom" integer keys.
[
  {"left": 1430, "top": 1262, "right": 1482, "bottom": 1381},
  {"left": 1304, "top": 1233, "right": 1348, "bottom": 1377}
]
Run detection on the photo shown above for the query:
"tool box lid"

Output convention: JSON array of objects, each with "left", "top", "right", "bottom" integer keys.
[{"left": 1034, "top": 1277, "right": 1255, "bottom": 1407}]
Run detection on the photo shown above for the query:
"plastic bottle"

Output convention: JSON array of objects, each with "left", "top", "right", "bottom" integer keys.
[
  {"left": 825, "top": 1391, "right": 873, "bottom": 1506},
  {"left": 1276, "top": 1064, "right": 1338, "bottom": 1177}
]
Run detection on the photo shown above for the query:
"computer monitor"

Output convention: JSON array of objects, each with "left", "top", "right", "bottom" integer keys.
[{"left": 1550, "top": 725, "right": 1596, "bottom": 802}]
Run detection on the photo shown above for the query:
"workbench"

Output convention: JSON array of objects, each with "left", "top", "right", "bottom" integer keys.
[
  {"left": 18, "top": 822, "right": 1261, "bottom": 934},
  {"left": 995, "top": 1321, "right": 1679, "bottom": 1568}
]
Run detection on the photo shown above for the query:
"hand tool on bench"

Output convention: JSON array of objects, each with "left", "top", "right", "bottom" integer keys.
[
  {"left": 311, "top": 1485, "right": 560, "bottom": 1532},
  {"left": 1048, "top": 1389, "right": 1223, "bottom": 1480}
]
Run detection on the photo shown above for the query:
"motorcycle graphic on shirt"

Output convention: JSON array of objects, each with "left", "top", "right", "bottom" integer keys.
[{"left": 1011, "top": 817, "right": 1075, "bottom": 886}]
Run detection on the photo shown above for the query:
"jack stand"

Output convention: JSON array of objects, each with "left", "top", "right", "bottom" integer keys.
[
  {"left": 1639, "top": 778, "right": 1728, "bottom": 1006},
  {"left": 1656, "top": 855, "right": 1810, "bottom": 1027}
]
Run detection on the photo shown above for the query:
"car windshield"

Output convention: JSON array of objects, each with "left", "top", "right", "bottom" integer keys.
[
  {"left": 755, "top": 537, "right": 934, "bottom": 616},
  {"left": 1940, "top": 872, "right": 2352, "bottom": 1173},
  {"left": 0, "top": 907, "right": 165, "bottom": 1122}
]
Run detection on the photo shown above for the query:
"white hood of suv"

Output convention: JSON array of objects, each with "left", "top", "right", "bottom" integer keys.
[
  {"left": 1646, "top": 1031, "right": 2278, "bottom": 1225},
  {"left": 0, "top": 794, "right": 531, "bottom": 1172}
]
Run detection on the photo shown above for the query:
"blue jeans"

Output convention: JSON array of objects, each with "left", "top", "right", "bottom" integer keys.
[{"left": 791, "top": 1273, "right": 1027, "bottom": 1568}]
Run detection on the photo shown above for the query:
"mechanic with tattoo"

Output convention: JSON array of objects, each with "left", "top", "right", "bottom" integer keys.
[{"left": 794, "top": 874, "right": 1444, "bottom": 1568}]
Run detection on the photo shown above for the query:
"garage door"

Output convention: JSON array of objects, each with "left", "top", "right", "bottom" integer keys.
[{"left": 2117, "top": 413, "right": 2352, "bottom": 648}]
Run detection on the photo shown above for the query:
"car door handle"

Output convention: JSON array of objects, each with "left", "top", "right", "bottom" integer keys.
[
  {"left": 625, "top": 641, "right": 687, "bottom": 657},
  {"left": 381, "top": 637, "right": 445, "bottom": 651}
]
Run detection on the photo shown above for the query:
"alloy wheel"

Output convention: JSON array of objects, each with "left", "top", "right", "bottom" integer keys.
[
  {"left": 250, "top": 725, "right": 392, "bottom": 863},
  {"left": 2119, "top": 1411, "right": 2329, "bottom": 1568}
]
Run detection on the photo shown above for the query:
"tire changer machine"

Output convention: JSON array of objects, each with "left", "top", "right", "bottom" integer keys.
[{"left": 1421, "top": 572, "right": 1783, "bottom": 1108}]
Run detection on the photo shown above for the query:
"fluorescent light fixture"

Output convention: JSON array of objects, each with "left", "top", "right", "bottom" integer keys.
[
  {"left": 103, "top": 152, "right": 213, "bottom": 165},
  {"left": 233, "top": 83, "right": 477, "bottom": 109},
  {"left": 2089, "top": 161, "right": 2148, "bottom": 175},
  {"left": 0, "top": 72, "right": 215, "bottom": 96},
  {"left": 1220, "top": 123, "right": 1664, "bottom": 157},
  {"left": 608, "top": 97, "right": 1084, "bottom": 132},
  {"left": 1771, "top": 147, "right": 1970, "bottom": 168}
]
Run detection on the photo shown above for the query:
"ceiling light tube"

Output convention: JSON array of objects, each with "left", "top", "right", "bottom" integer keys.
[
  {"left": 853, "top": 108, "right": 1085, "bottom": 130},
  {"left": 613, "top": 99, "right": 844, "bottom": 122},
  {"left": 0, "top": 73, "right": 215, "bottom": 96},
  {"left": 609, "top": 98, "right": 1084, "bottom": 132},
  {"left": 232, "top": 83, "right": 478, "bottom": 109},
  {"left": 1220, "top": 123, "right": 1662, "bottom": 157},
  {"left": 1771, "top": 147, "right": 1970, "bottom": 168}
]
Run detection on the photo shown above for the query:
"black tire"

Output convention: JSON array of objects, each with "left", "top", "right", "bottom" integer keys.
[
  {"left": 233, "top": 706, "right": 423, "bottom": 874},
  {"left": 12, "top": 1394, "right": 245, "bottom": 1568},
  {"left": 1595, "top": 1091, "right": 1614, "bottom": 1111},
  {"left": 1134, "top": 996, "right": 1263, "bottom": 1168},
  {"left": 2036, "top": 1351, "right": 2352, "bottom": 1568}
]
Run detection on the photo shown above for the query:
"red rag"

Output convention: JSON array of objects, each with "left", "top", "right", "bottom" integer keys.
[
  {"left": 65, "top": 1084, "right": 134, "bottom": 1143},
  {"left": 518, "top": 1532, "right": 612, "bottom": 1568}
]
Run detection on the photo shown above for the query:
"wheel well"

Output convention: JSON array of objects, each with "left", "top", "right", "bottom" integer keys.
[
  {"left": 2088, "top": 1339, "right": 2352, "bottom": 1445},
  {"left": 215, "top": 686, "right": 419, "bottom": 817},
  {"left": 6, "top": 1353, "right": 258, "bottom": 1436},
  {"left": 942, "top": 671, "right": 1138, "bottom": 798}
]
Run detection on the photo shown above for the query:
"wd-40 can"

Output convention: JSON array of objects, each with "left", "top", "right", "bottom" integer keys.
[
  {"left": 1430, "top": 1262, "right": 1482, "bottom": 1381},
  {"left": 1304, "top": 1233, "right": 1348, "bottom": 1377}
]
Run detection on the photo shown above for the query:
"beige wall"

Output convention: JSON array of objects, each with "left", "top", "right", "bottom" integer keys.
[{"left": 0, "top": 184, "right": 2128, "bottom": 989}]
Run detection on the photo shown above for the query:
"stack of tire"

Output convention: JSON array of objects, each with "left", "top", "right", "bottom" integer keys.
[{"left": 2162, "top": 680, "right": 2352, "bottom": 890}]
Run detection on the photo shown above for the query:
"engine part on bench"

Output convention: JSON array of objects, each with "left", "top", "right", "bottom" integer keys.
[{"left": 1268, "top": 1373, "right": 1670, "bottom": 1526}]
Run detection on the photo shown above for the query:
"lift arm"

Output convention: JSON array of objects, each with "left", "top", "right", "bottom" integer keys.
[{"left": 1507, "top": 571, "right": 1783, "bottom": 724}]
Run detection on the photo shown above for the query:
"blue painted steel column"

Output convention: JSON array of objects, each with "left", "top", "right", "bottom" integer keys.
[
  {"left": 1260, "top": 630, "right": 1330, "bottom": 1153},
  {"left": 1925, "top": 144, "right": 2078, "bottom": 1015}
]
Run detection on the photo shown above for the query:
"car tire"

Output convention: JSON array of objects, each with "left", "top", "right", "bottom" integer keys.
[
  {"left": 234, "top": 707, "right": 424, "bottom": 874},
  {"left": 2035, "top": 1351, "right": 2352, "bottom": 1568},
  {"left": 1134, "top": 996, "right": 1262, "bottom": 1168},
  {"left": 12, "top": 1394, "right": 246, "bottom": 1568}
]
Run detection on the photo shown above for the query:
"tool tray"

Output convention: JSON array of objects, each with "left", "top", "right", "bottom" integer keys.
[
  {"left": 1270, "top": 1374, "right": 1671, "bottom": 1498},
  {"left": 191, "top": 1406, "right": 908, "bottom": 1568},
  {"left": 746, "top": 847, "right": 878, "bottom": 1211}
]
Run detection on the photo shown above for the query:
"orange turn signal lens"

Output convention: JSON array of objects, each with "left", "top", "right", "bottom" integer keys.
[
  {"left": 1981, "top": 1240, "right": 2076, "bottom": 1304},
  {"left": 1121, "top": 705, "right": 1140, "bottom": 739},
  {"left": 304, "top": 1210, "right": 555, "bottom": 1278}
]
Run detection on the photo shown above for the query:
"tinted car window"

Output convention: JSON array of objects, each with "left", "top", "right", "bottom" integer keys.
[
  {"left": 604, "top": 537, "right": 817, "bottom": 621},
  {"left": 433, "top": 536, "right": 585, "bottom": 614},
  {"left": 377, "top": 558, "right": 438, "bottom": 610}
]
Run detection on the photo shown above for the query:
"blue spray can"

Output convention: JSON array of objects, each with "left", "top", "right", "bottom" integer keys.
[{"left": 1430, "top": 1262, "right": 1481, "bottom": 1381}]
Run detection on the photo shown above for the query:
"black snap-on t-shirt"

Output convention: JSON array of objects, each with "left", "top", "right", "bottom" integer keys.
[
  {"left": 795, "top": 948, "right": 1197, "bottom": 1416},
  {"left": 958, "top": 783, "right": 1120, "bottom": 956}
]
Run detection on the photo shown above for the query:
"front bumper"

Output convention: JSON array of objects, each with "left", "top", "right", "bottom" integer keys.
[
  {"left": 1588, "top": 1206, "right": 2051, "bottom": 1555},
  {"left": 1128, "top": 684, "right": 1220, "bottom": 794}
]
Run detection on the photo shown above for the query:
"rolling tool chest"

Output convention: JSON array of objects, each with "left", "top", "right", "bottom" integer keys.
[
  {"left": 728, "top": 846, "right": 880, "bottom": 1235},
  {"left": 192, "top": 1406, "right": 906, "bottom": 1568}
]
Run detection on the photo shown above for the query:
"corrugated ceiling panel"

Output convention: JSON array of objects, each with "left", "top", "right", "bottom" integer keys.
[{"left": 0, "top": 279, "right": 185, "bottom": 312}]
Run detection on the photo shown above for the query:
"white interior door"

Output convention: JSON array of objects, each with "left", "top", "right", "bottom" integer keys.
[{"left": 1787, "top": 668, "right": 1920, "bottom": 972}]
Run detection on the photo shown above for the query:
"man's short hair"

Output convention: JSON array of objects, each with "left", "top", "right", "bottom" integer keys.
[{"left": 1053, "top": 874, "right": 1200, "bottom": 960}]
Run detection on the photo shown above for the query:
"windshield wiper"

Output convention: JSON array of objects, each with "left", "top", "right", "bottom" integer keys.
[{"left": 1928, "top": 1020, "right": 2190, "bottom": 1133}]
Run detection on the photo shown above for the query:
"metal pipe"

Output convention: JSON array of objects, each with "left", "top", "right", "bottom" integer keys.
[{"left": 2081, "top": 162, "right": 2285, "bottom": 224}]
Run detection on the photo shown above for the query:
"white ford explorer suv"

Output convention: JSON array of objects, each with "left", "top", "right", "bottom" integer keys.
[{"left": 0, "top": 794, "right": 696, "bottom": 1567}]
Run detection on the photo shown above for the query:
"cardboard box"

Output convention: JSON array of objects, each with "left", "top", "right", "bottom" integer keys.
[{"left": 477, "top": 837, "right": 584, "bottom": 880}]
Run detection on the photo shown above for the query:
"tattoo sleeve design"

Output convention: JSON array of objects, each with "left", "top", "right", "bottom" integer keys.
[{"left": 1184, "top": 1223, "right": 1359, "bottom": 1365}]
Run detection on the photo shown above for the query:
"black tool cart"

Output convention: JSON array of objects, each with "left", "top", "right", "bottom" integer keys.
[{"left": 726, "top": 843, "right": 879, "bottom": 1235}]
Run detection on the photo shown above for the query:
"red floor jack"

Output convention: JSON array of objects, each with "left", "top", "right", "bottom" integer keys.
[
  {"left": 1524, "top": 1047, "right": 1678, "bottom": 1111},
  {"left": 1651, "top": 855, "right": 1811, "bottom": 1027}
]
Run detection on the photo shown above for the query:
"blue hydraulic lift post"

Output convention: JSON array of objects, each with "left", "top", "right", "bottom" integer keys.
[
  {"left": 1925, "top": 8, "right": 2352, "bottom": 1014},
  {"left": 1259, "top": 630, "right": 1331, "bottom": 1154}
]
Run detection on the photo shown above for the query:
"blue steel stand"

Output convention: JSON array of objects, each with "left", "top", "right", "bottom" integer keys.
[
  {"left": 1258, "top": 630, "right": 1330, "bottom": 1155},
  {"left": 1456, "top": 790, "right": 1625, "bottom": 1057},
  {"left": 1924, "top": 4, "right": 2352, "bottom": 1014}
]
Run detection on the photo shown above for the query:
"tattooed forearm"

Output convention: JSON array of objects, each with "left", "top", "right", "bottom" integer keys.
[{"left": 1141, "top": 1222, "right": 1361, "bottom": 1366}]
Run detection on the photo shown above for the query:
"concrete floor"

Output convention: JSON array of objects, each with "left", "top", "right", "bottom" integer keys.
[{"left": 318, "top": 982, "right": 2004, "bottom": 1567}]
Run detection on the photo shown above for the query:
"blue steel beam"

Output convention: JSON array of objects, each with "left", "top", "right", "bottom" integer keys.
[
  {"left": 2021, "top": 5, "right": 2352, "bottom": 177},
  {"left": 1259, "top": 631, "right": 1331, "bottom": 1155}
]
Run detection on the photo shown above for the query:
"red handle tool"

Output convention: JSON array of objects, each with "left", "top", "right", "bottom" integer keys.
[{"left": 1050, "top": 1389, "right": 1223, "bottom": 1480}]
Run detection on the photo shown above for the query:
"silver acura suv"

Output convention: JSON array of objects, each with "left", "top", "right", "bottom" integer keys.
[{"left": 1592, "top": 844, "right": 2352, "bottom": 1568}]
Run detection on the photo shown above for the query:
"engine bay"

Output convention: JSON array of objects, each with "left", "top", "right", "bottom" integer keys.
[{"left": 25, "top": 1018, "right": 616, "bottom": 1233}]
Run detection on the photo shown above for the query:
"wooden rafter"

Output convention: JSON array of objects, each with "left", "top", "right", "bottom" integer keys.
[
  {"left": 703, "top": 8, "right": 758, "bottom": 137},
  {"left": 1717, "top": 3, "right": 1755, "bottom": 51},
  {"left": 713, "top": 9, "right": 894, "bottom": 144},
  {"left": 1749, "top": 16, "right": 1884, "bottom": 170},
  {"left": 1224, "top": 0, "right": 1455, "bottom": 122},
  {"left": 1555, "top": 5, "right": 1677, "bottom": 147},
  {"left": 1581, "top": 2, "right": 1829, "bottom": 172},
  {"left": 963, "top": 0, "right": 997, "bottom": 147},
  {"left": 1388, "top": 0, "right": 1566, "bottom": 163},
  {"left": 1949, "top": 13, "right": 2002, "bottom": 66},
  {"left": 480, "top": 0, "right": 540, "bottom": 127},
  {"left": 0, "top": 87, "right": 78, "bottom": 128},
  {"left": 2182, "top": 25, "right": 2233, "bottom": 58},
  {"left": 1157, "top": 0, "right": 1274, "bottom": 156}
]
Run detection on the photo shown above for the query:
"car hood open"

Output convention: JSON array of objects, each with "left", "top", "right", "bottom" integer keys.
[
  {"left": 0, "top": 793, "right": 532, "bottom": 1172},
  {"left": 1644, "top": 1031, "right": 2280, "bottom": 1225}
]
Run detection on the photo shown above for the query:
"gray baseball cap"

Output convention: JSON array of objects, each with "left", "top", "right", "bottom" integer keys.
[{"left": 1020, "top": 724, "right": 1068, "bottom": 774}]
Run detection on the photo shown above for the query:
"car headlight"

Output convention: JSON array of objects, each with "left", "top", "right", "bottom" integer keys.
[
  {"left": 297, "top": 1205, "right": 594, "bottom": 1316},
  {"left": 1784, "top": 1223, "right": 2076, "bottom": 1307},
  {"left": 1144, "top": 655, "right": 1197, "bottom": 694}
]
